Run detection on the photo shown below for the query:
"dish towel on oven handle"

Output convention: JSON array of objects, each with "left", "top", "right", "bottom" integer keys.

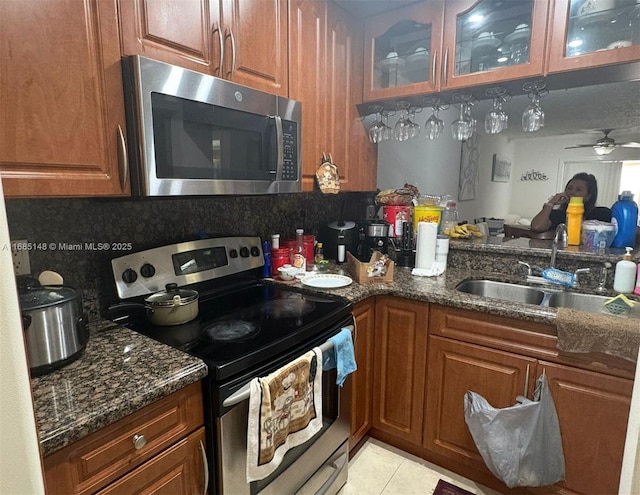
[
  {"left": 246, "top": 347, "right": 323, "bottom": 482},
  {"left": 322, "top": 328, "right": 357, "bottom": 387}
]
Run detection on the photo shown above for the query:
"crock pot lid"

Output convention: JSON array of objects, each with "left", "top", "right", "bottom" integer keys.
[
  {"left": 145, "top": 286, "right": 198, "bottom": 306},
  {"left": 327, "top": 220, "right": 356, "bottom": 230},
  {"left": 19, "top": 286, "right": 79, "bottom": 310}
]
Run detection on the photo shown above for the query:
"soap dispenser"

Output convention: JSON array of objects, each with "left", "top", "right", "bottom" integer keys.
[{"left": 613, "top": 247, "right": 637, "bottom": 294}]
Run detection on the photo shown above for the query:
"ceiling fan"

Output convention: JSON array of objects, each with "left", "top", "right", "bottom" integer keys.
[{"left": 565, "top": 129, "right": 640, "bottom": 156}]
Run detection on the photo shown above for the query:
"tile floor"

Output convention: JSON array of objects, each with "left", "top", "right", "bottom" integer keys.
[{"left": 339, "top": 438, "right": 503, "bottom": 495}]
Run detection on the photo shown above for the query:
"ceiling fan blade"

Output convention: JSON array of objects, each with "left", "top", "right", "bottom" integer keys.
[
  {"left": 618, "top": 142, "right": 640, "bottom": 148},
  {"left": 564, "top": 144, "right": 596, "bottom": 149}
]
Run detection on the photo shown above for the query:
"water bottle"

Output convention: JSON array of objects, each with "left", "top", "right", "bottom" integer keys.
[
  {"left": 566, "top": 197, "right": 584, "bottom": 246},
  {"left": 611, "top": 191, "right": 638, "bottom": 248}
]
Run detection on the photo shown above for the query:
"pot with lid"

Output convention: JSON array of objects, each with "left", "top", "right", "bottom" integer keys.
[
  {"left": 144, "top": 283, "right": 199, "bottom": 326},
  {"left": 18, "top": 276, "right": 88, "bottom": 377}
]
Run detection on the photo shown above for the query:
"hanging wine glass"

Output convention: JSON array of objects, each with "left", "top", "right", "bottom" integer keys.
[
  {"left": 451, "top": 94, "right": 475, "bottom": 141},
  {"left": 484, "top": 88, "right": 509, "bottom": 135},
  {"left": 425, "top": 107, "right": 444, "bottom": 140},
  {"left": 522, "top": 81, "right": 547, "bottom": 133},
  {"left": 367, "top": 107, "right": 384, "bottom": 144},
  {"left": 394, "top": 102, "right": 412, "bottom": 141},
  {"left": 379, "top": 111, "right": 394, "bottom": 141},
  {"left": 408, "top": 107, "right": 421, "bottom": 139}
]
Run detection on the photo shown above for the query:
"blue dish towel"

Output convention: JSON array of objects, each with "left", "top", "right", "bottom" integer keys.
[{"left": 322, "top": 328, "right": 357, "bottom": 387}]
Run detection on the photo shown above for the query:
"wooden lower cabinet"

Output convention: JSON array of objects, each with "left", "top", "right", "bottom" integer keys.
[
  {"left": 345, "top": 299, "right": 375, "bottom": 451},
  {"left": 44, "top": 382, "right": 206, "bottom": 495},
  {"left": 541, "top": 361, "right": 632, "bottom": 495},
  {"left": 424, "top": 335, "right": 536, "bottom": 472},
  {"left": 371, "top": 296, "right": 428, "bottom": 446}
]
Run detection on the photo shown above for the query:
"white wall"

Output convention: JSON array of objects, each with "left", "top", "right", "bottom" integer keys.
[{"left": 0, "top": 182, "right": 45, "bottom": 494}]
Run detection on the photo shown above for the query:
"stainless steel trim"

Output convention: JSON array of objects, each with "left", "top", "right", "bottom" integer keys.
[
  {"left": 222, "top": 331, "right": 351, "bottom": 408},
  {"left": 524, "top": 364, "right": 530, "bottom": 398},
  {"left": 274, "top": 115, "right": 283, "bottom": 180},
  {"left": 226, "top": 28, "right": 236, "bottom": 77},
  {"left": 212, "top": 22, "right": 224, "bottom": 76},
  {"left": 199, "top": 440, "right": 209, "bottom": 495},
  {"left": 315, "top": 452, "right": 348, "bottom": 495},
  {"left": 117, "top": 125, "right": 128, "bottom": 190}
]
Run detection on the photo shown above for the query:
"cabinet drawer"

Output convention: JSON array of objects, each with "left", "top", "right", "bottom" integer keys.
[
  {"left": 96, "top": 428, "right": 207, "bottom": 495},
  {"left": 44, "top": 382, "right": 204, "bottom": 495}
]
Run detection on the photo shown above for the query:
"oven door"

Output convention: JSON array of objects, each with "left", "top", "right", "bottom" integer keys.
[{"left": 214, "top": 321, "right": 354, "bottom": 495}]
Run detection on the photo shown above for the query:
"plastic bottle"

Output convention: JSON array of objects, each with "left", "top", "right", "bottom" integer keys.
[
  {"left": 613, "top": 247, "right": 637, "bottom": 294},
  {"left": 292, "top": 229, "right": 306, "bottom": 271},
  {"left": 262, "top": 241, "right": 272, "bottom": 277},
  {"left": 442, "top": 201, "right": 459, "bottom": 233},
  {"left": 611, "top": 191, "right": 639, "bottom": 248},
  {"left": 566, "top": 196, "right": 584, "bottom": 246},
  {"left": 271, "top": 233, "right": 280, "bottom": 249},
  {"left": 314, "top": 242, "right": 324, "bottom": 264}
]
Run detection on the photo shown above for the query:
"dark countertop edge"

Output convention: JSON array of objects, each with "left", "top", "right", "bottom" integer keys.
[{"left": 34, "top": 321, "right": 208, "bottom": 457}]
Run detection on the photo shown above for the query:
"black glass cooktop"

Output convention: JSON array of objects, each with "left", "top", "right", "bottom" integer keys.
[{"left": 121, "top": 283, "right": 351, "bottom": 381}]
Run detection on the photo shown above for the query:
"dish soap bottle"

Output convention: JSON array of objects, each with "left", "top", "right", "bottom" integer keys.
[
  {"left": 566, "top": 196, "right": 584, "bottom": 246},
  {"left": 613, "top": 247, "right": 637, "bottom": 294}
]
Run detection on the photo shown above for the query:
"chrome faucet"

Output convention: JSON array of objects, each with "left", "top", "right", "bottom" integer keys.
[{"left": 550, "top": 224, "right": 567, "bottom": 269}]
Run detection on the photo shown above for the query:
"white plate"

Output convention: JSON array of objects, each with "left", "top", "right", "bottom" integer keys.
[
  {"left": 504, "top": 28, "right": 531, "bottom": 46},
  {"left": 301, "top": 274, "right": 353, "bottom": 289},
  {"left": 472, "top": 37, "right": 501, "bottom": 52}
]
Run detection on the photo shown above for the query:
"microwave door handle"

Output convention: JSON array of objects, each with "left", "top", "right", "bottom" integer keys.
[{"left": 274, "top": 115, "right": 283, "bottom": 181}]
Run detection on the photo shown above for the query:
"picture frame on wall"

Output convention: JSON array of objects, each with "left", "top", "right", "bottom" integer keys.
[{"left": 492, "top": 154, "right": 512, "bottom": 182}]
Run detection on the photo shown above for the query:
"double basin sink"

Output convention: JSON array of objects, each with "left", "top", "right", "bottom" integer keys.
[{"left": 456, "top": 279, "right": 638, "bottom": 318}]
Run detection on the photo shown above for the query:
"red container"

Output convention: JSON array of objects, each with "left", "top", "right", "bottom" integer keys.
[
  {"left": 271, "top": 247, "right": 291, "bottom": 276},
  {"left": 383, "top": 205, "right": 411, "bottom": 238},
  {"left": 283, "top": 234, "right": 315, "bottom": 269}
]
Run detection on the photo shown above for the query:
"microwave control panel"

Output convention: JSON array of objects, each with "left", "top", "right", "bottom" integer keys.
[{"left": 282, "top": 121, "right": 298, "bottom": 181}]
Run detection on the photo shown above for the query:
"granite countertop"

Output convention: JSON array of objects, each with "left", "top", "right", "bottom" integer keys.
[{"left": 32, "top": 319, "right": 208, "bottom": 457}]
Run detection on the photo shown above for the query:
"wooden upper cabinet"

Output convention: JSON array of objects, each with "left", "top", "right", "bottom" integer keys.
[
  {"left": 546, "top": 0, "right": 640, "bottom": 74},
  {"left": 120, "top": 0, "right": 288, "bottom": 96},
  {"left": 441, "top": 0, "right": 549, "bottom": 91},
  {"left": 119, "top": 0, "right": 220, "bottom": 74},
  {"left": 364, "top": 1, "right": 445, "bottom": 101},
  {"left": 0, "top": 0, "right": 130, "bottom": 198},
  {"left": 220, "top": 0, "right": 288, "bottom": 96}
]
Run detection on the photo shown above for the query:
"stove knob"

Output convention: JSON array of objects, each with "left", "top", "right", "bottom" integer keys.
[
  {"left": 140, "top": 263, "right": 156, "bottom": 278},
  {"left": 239, "top": 246, "right": 250, "bottom": 258},
  {"left": 250, "top": 246, "right": 261, "bottom": 257},
  {"left": 122, "top": 268, "right": 138, "bottom": 284},
  {"left": 229, "top": 249, "right": 238, "bottom": 258}
]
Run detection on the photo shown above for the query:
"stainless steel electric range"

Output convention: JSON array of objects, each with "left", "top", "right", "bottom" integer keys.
[{"left": 108, "top": 237, "right": 354, "bottom": 495}]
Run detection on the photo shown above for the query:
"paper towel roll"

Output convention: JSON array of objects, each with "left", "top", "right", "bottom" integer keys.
[{"left": 415, "top": 222, "right": 438, "bottom": 269}]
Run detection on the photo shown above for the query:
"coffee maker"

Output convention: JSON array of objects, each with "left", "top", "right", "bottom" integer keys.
[{"left": 361, "top": 219, "right": 390, "bottom": 261}]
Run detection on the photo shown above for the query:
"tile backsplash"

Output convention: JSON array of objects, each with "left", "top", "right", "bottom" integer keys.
[{"left": 6, "top": 191, "right": 372, "bottom": 318}]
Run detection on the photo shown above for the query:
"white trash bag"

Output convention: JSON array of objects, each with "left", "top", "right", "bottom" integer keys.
[{"left": 463, "top": 374, "right": 565, "bottom": 488}]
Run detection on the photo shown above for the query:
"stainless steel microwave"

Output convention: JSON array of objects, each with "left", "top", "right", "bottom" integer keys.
[{"left": 122, "top": 56, "right": 301, "bottom": 196}]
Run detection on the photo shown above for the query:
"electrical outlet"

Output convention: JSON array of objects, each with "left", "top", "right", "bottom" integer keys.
[{"left": 12, "top": 240, "right": 31, "bottom": 276}]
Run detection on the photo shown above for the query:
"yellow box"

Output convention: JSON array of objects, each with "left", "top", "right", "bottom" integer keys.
[
  {"left": 413, "top": 205, "right": 442, "bottom": 233},
  {"left": 346, "top": 251, "right": 394, "bottom": 284}
]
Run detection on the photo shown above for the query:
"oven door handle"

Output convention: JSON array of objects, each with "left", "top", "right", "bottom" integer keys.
[
  {"left": 222, "top": 336, "right": 341, "bottom": 408},
  {"left": 316, "top": 452, "right": 348, "bottom": 495}
]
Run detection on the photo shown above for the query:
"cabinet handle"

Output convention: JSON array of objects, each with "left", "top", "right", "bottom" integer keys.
[
  {"left": 442, "top": 47, "right": 449, "bottom": 87},
  {"left": 132, "top": 433, "right": 147, "bottom": 450},
  {"left": 524, "top": 364, "right": 530, "bottom": 398},
  {"left": 117, "top": 125, "right": 128, "bottom": 191},
  {"left": 199, "top": 440, "right": 209, "bottom": 495},
  {"left": 226, "top": 28, "right": 236, "bottom": 77},
  {"left": 212, "top": 22, "right": 224, "bottom": 76},
  {"left": 431, "top": 49, "right": 438, "bottom": 90}
]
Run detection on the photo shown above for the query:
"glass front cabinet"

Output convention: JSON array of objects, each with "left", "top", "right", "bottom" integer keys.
[
  {"left": 363, "top": 2, "right": 444, "bottom": 101},
  {"left": 547, "top": 0, "right": 640, "bottom": 73},
  {"left": 363, "top": 0, "right": 550, "bottom": 101}
]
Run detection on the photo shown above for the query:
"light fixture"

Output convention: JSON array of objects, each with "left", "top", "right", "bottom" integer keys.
[
  {"left": 469, "top": 14, "right": 484, "bottom": 23},
  {"left": 568, "top": 39, "right": 583, "bottom": 48},
  {"left": 594, "top": 145, "right": 615, "bottom": 155},
  {"left": 497, "top": 56, "right": 509, "bottom": 62}
]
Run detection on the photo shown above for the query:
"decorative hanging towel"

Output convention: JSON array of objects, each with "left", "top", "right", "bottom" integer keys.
[
  {"left": 246, "top": 348, "right": 323, "bottom": 482},
  {"left": 316, "top": 153, "right": 340, "bottom": 194}
]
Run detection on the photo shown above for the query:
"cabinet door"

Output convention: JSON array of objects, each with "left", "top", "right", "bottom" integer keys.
[
  {"left": 96, "top": 428, "right": 207, "bottom": 495},
  {"left": 347, "top": 299, "right": 375, "bottom": 450},
  {"left": 363, "top": 1, "right": 444, "bottom": 101},
  {"left": 221, "top": 0, "right": 288, "bottom": 96},
  {"left": 119, "top": 0, "right": 221, "bottom": 75},
  {"left": 372, "top": 297, "right": 429, "bottom": 445},
  {"left": 0, "top": 0, "right": 129, "bottom": 198},
  {"left": 441, "top": 0, "right": 549, "bottom": 90},
  {"left": 288, "top": 0, "right": 328, "bottom": 191},
  {"left": 546, "top": 0, "right": 640, "bottom": 74},
  {"left": 424, "top": 335, "right": 536, "bottom": 473},
  {"left": 540, "top": 361, "right": 633, "bottom": 495}
]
